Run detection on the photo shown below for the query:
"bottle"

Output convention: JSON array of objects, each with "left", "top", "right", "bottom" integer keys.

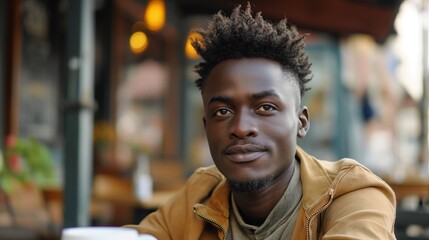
[{"left": 134, "top": 154, "right": 153, "bottom": 201}]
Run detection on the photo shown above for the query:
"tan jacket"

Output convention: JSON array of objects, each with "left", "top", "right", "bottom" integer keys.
[{"left": 125, "top": 147, "right": 396, "bottom": 239}]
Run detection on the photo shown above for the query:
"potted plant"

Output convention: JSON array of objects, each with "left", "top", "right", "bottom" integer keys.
[{"left": 0, "top": 135, "right": 57, "bottom": 194}]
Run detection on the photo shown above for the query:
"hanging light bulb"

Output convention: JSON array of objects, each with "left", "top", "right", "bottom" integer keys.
[
  {"left": 144, "top": 0, "right": 166, "bottom": 32},
  {"left": 185, "top": 32, "right": 201, "bottom": 59},
  {"left": 130, "top": 31, "right": 149, "bottom": 54}
]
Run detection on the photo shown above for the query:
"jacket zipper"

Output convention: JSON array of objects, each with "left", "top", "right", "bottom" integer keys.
[
  {"left": 193, "top": 208, "right": 227, "bottom": 240},
  {"left": 305, "top": 188, "right": 334, "bottom": 240}
]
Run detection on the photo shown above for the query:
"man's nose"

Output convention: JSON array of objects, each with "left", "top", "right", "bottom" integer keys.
[{"left": 229, "top": 110, "right": 258, "bottom": 139}]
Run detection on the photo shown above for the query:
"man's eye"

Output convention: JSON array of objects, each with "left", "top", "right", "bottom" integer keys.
[
  {"left": 256, "top": 104, "right": 277, "bottom": 112},
  {"left": 214, "top": 109, "right": 232, "bottom": 116}
]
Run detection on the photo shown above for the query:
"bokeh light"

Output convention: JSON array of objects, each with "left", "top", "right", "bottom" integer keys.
[
  {"left": 130, "top": 31, "right": 149, "bottom": 54},
  {"left": 185, "top": 32, "right": 201, "bottom": 59},
  {"left": 144, "top": 0, "right": 165, "bottom": 32}
]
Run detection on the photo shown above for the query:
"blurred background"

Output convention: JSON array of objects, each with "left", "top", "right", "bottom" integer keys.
[{"left": 0, "top": 0, "right": 429, "bottom": 239}]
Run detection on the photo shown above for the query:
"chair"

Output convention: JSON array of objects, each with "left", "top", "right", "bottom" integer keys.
[
  {"left": 395, "top": 205, "right": 429, "bottom": 239},
  {"left": 385, "top": 176, "right": 429, "bottom": 239},
  {"left": 1, "top": 181, "right": 61, "bottom": 240},
  {"left": 92, "top": 174, "right": 139, "bottom": 205},
  {"left": 91, "top": 173, "right": 139, "bottom": 226}
]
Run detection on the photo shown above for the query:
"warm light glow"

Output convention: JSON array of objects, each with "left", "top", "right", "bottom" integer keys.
[
  {"left": 130, "top": 31, "right": 149, "bottom": 54},
  {"left": 144, "top": 0, "right": 166, "bottom": 31},
  {"left": 185, "top": 32, "right": 201, "bottom": 59}
]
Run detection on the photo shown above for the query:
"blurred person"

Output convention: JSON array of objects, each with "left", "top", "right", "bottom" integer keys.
[{"left": 125, "top": 4, "right": 396, "bottom": 239}]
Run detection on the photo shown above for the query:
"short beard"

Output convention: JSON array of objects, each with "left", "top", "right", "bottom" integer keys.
[{"left": 228, "top": 175, "right": 275, "bottom": 192}]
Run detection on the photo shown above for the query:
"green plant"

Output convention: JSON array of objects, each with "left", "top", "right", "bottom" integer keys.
[{"left": 0, "top": 135, "right": 56, "bottom": 193}]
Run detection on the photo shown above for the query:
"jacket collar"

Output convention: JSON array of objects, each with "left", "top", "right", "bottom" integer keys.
[
  {"left": 295, "top": 146, "right": 336, "bottom": 214},
  {"left": 193, "top": 176, "right": 230, "bottom": 238}
]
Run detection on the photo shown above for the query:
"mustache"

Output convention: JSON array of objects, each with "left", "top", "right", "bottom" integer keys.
[{"left": 223, "top": 141, "right": 267, "bottom": 155}]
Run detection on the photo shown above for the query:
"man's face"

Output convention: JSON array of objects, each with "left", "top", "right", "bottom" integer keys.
[{"left": 202, "top": 58, "right": 309, "bottom": 191}]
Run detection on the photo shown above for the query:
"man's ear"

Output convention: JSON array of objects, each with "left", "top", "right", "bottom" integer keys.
[{"left": 297, "top": 106, "right": 310, "bottom": 138}]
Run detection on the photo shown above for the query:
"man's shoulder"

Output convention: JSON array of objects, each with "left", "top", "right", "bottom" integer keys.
[
  {"left": 318, "top": 157, "right": 367, "bottom": 173},
  {"left": 316, "top": 157, "right": 394, "bottom": 198}
]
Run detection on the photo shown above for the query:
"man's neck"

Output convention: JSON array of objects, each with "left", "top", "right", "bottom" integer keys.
[{"left": 231, "top": 162, "right": 296, "bottom": 226}]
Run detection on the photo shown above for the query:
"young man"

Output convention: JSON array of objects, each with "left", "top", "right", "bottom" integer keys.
[{"left": 125, "top": 4, "right": 396, "bottom": 239}]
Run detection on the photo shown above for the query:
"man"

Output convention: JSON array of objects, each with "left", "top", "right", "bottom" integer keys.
[{"left": 125, "top": 4, "right": 396, "bottom": 239}]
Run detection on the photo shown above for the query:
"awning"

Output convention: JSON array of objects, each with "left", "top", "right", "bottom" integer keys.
[{"left": 176, "top": 0, "right": 403, "bottom": 43}]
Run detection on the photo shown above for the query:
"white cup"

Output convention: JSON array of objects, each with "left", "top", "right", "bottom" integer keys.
[
  {"left": 61, "top": 227, "right": 139, "bottom": 240},
  {"left": 139, "top": 234, "right": 158, "bottom": 240}
]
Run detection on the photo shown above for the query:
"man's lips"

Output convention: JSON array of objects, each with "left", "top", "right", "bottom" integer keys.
[{"left": 223, "top": 144, "right": 267, "bottom": 163}]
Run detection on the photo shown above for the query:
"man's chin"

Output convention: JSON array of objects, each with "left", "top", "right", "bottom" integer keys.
[{"left": 228, "top": 175, "right": 275, "bottom": 192}]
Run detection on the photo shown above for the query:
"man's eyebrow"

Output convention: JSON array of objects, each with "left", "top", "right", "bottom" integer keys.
[
  {"left": 251, "top": 90, "right": 280, "bottom": 100},
  {"left": 208, "top": 95, "right": 234, "bottom": 105},
  {"left": 208, "top": 90, "right": 280, "bottom": 105}
]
